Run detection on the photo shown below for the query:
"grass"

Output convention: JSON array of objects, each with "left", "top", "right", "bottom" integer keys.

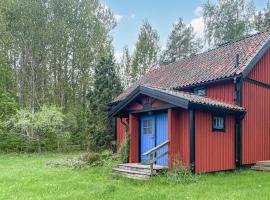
[{"left": 0, "top": 153, "right": 270, "bottom": 200}]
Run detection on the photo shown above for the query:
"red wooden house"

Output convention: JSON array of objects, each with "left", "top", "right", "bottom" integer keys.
[{"left": 110, "top": 31, "right": 270, "bottom": 173}]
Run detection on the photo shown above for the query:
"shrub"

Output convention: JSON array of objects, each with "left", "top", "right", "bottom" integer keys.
[
  {"left": 117, "top": 133, "right": 129, "bottom": 163},
  {"left": 7, "top": 106, "right": 70, "bottom": 152},
  {"left": 0, "top": 130, "right": 24, "bottom": 152},
  {"left": 162, "top": 156, "right": 199, "bottom": 184},
  {"left": 80, "top": 152, "right": 101, "bottom": 165}
]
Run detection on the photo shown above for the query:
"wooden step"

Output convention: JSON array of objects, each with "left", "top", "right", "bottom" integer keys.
[
  {"left": 252, "top": 165, "right": 270, "bottom": 171},
  {"left": 119, "top": 163, "right": 167, "bottom": 170},
  {"left": 112, "top": 168, "right": 151, "bottom": 179},
  {"left": 256, "top": 160, "right": 270, "bottom": 167},
  {"left": 252, "top": 160, "right": 270, "bottom": 172},
  {"left": 112, "top": 163, "right": 168, "bottom": 179}
]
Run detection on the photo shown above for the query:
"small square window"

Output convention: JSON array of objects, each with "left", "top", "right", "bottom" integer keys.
[
  {"left": 194, "top": 87, "right": 207, "bottom": 96},
  {"left": 212, "top": 115, "right": 225, "bottom": 132}
]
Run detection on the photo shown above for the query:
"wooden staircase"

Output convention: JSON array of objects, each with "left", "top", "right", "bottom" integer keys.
[
  {"left": 113, "top": 140, "right": 169, "bottom": 179},
  {"left": 113, "top": 163, "right": 167, "bottom": 179},
  {"left": 252, "top": 160, "right": 270, "bottom": 171}
]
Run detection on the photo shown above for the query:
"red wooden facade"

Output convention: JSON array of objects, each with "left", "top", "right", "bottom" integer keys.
[
  {"left": 116, "top": 118, "right": 126, "bottom": 145},
  {"left": 206, "top": 81, "right": 235, "bottom": 105},
  {"left": 195, "top": 111, "right": 235, "bottom": 173},
  {"left": 168, "top": 108, "right": 190, "bottom": 168},
  {"left": 242, "top": 49, "right": 270, "bottom": 165},
  {"left": 129, "top": 114, "right": 139, "bottom": 163},
  {"left": 114, "top": 38, "right": 270, "bottom": 173}
]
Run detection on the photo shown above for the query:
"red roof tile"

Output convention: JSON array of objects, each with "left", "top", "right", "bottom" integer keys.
[{"left": 114, "top": 31, "right": 270, "bottom": 103}]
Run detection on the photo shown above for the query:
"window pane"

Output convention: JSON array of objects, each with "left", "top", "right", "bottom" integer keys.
[
  {"left": 143, "top": 120, "right": 147, "bottom": 127},
  {"left": 213, "top": 116, "right": 225, "bottom": 131}
]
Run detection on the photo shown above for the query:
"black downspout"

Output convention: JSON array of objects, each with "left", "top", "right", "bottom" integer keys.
[
  {"left": 189, "top": 109, "right": 195, "bottom": 173},
  {"left": 234, "top": 76, "right": 243, "bottom": 167}
]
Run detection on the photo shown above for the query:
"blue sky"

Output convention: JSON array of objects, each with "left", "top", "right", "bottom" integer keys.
[{"left": 101, "top": 0, "right": 268, "bottom": 60}]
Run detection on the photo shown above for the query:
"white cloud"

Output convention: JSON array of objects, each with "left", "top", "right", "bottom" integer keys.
[
  {"left": 190, "top": 17, "right": 205, "bottom": 39},
  {"left": 114, "top": 14, "right": 123, "bottom": 23},
  {"left": 193, "top": 6, "right": 203, "bottom": 17},
  {"left": 125, "top": 13, "right": 136, "bottom": 21},
  {"left": 114, "top": 13, "right": 135, "bottom": 24}
]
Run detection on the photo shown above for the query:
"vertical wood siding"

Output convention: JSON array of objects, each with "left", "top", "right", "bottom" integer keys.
[
  {"left": 195, "top": 111, "right": 235, "bottom": 173},
  {"left": 178, "top": 109, "right": 190, "bottom": 167},
  {"left": 129, "top": 114, "right": 139, "bottom": 163},
  {"left": 207, "top": 81, "right": 235, "bottom": 104},
  {"left": 168, "top": 108, "right": 190, "bottom": 168},
  {"left": 248, "top": 48, "right": 270, "bottom": 85},
  {"left": 242, "top": 48, "right": 270, "bottom": 165},
  {"left": 116, "top": 118, "right": 127, "bottom": 145},
  {"left": 242, "top": 81, "right": 270, "bottom": 164}
]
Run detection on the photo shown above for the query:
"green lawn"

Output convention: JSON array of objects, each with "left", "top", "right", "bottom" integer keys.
[{"left": 0, "top": 153, "right": 270, "bottom": 200}]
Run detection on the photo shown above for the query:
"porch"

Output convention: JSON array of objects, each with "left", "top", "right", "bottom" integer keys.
[{"left": 111, "top": 86, "right": 246, "bottom": 174}]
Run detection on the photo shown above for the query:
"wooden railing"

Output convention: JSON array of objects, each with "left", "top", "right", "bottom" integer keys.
[{"left": 143, "top": 140, "right": 169, "bottom": 176}]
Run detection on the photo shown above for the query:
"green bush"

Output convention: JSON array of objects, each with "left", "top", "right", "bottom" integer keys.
[
  {"left": 117, "top": 133, "right": 129, "bottom": 163},
  {"left": 80, "top": 152, "right": 101, "bottom": 165},
  {"left": 0, "top": 130, "right": 24, "bottom": 152},
  {"left": 163, "top": 157, "right": 199, "bottom": 184},
  {"left": 7, "top": 106, "right": 70, "bottom": 152}
]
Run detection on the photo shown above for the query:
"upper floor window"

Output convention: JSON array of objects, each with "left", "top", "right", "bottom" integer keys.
[
  {"left": 194, "top": 87, "right": 207, "bottom": 96},
  {"left": 212, "top": 115, "right": 225, "bottom": 132}
]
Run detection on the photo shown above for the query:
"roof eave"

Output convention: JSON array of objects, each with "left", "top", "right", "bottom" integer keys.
[
  {"left": 109, "top": 86, "right": 190, "bottom": 118},
  {"left": 189, "top": 102, "right": 246, "bottom": 115}
]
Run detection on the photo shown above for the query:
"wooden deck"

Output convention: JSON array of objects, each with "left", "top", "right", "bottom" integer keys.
[
  {"left": 113, "top": 163, "right": 168, "bottom": 179},
  {"left": 252, "top": 160, "right": 270, "bottom": 171}
]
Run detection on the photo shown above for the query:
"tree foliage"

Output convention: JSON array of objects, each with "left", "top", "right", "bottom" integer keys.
[
  {"left": 203, "top": 0, "right": 255, "bottom": 46},
  {"left": 119, "top": 46, "right": 132, "bottom": 88},
  {"left": 130, "top": 20, "right": 160, "bottom": 83},
  {"left": 8, "top": 106, "right": 69, "bottom": 152},
  {"left": 255, "top": 0, "right": 270, "bottom": 32},
  {"left": 0, "top": 0, "right": 117, "bottom": 148},
  {"left": 87, "top": 54, "right": 122, "bottom": 150},
  {"left": 0, "top": 91, "right": 17, "bottom": 124},
  {"left": 160, "top": 18, "right": 202, "bottom": 65}
]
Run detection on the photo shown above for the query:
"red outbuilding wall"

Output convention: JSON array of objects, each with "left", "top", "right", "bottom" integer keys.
[
  {"left": 195, "top": 111, "right": 236, "bottom": 173},
  {"left": 242, "top": 49, "right": 270, "bottom": 164},
  {"left": 242, "top": 82, "right": 270, "bottom": 164},
  {"left": 129, "top": 114, "right": 139, "bottom": 163},
  {"left": 248, "top": 48, "right": 270, "bottom": 85},
  {"left": 116, "top": 118, "right": 127, "bottom": 145},
  {"left": 168, "top": 108, "right": 190, "bottom": 168},
  {"left": 207, "top": 81, "right": 235, "bottom": 105}
]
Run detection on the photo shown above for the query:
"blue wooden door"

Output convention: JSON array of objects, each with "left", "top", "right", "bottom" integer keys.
[
  {"left": 156, "top": 113, "right": 168, "bottom": 166},
  {"left": 140, "top": 113, "right": 168, "bottom": 166},
  {"left": 140, "top": 115, "right": 155, "bottom": 163}
]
